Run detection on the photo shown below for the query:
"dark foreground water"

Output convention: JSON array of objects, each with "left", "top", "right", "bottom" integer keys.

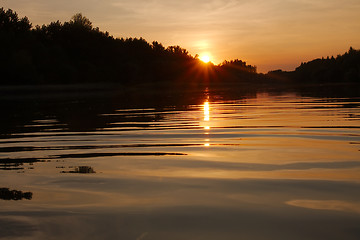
[{"left": 1, "top": 85, "right": 360, "bottom": 240}]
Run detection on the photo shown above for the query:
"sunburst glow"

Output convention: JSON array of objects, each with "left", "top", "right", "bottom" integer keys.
[{"left": 200, "top": 55, "right": 211, "bottom": 63}]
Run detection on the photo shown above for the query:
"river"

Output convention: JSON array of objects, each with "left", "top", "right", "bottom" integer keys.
[{"left": 1, "top": 85, "right": 360, "bottom": 240}]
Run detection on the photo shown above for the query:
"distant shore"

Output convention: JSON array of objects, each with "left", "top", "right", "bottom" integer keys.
[{"left": 1, "top": 7, "right": 359, "bottom": 90}]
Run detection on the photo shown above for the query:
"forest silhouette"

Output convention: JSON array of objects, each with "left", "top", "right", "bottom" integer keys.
[
  {"left": 268, "top": 47, "right": 360, "bottom": 83},
  {"left": 1, "top": 7, "right": 359, "bottom": 87}
]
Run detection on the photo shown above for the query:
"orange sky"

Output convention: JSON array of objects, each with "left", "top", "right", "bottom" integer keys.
[{"left": 3, "top": 0, "right": 360, "bottom": 72}]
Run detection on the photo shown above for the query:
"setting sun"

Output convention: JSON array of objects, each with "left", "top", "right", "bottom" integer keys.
[{"left": 200, "top": 55, "right": 211, "bottom": 63}]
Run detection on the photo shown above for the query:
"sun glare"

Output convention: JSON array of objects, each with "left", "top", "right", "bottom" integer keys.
[{"left": 200, "top": 55, "right": 211, "bottom": 63}]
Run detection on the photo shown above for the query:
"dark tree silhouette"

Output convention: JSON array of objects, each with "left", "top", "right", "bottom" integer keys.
[
  {"left": 1, "top": 8, "right": 265, "bottom": 87},
  {"left": 2, "top": 7, "right": 358, "bottom": 88},
  {"left": 293, "top": 47, "right": 360, "bottom": 83},
  {"left": 0, "top": 8, "right": 31, "bottom": 32},
  {"left": 69, "top": 13, "right": 92, "bottom": 30},
  {"left": 220, "top": 59, "right": 257, "bottom": 73}
]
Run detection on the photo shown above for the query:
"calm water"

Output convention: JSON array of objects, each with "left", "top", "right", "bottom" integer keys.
[{"left": 1, "top": 87, "right": 360, "bottom": 240}]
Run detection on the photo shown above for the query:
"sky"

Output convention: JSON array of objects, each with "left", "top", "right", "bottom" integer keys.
[{"left": 3, "top": 0, "right": 360, "bottom": 72}]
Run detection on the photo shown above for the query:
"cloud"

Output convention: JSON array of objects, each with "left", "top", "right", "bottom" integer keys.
[{"left": 286, "top": 199, "right": 360, "bottom": 214}]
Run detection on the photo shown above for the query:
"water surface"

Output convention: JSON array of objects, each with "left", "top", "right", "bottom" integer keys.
[{"left": 1, "top": 88, "right": 360, "bottom": 240}]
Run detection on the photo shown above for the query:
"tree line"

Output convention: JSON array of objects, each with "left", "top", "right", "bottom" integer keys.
[
  {"left": 293, "top": 47, "right": 360, "bottom": 83},
  {"left": 0, "top": 8, "right": 257, "bottom": 86},
  {"left": 1, "top": 7, "right": 358, "bottom": 86},
  {"left": 267, "top": 47, "right": 360, "bottom": 83}
]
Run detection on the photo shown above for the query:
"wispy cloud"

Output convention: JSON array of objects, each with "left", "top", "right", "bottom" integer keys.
[{"left": 287, "top": 199, "right": 360, "bottom": 214}]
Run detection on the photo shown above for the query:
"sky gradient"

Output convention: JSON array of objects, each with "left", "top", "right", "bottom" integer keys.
[{"left": 3, "top": 0, "right": 360, "bottom": 72}]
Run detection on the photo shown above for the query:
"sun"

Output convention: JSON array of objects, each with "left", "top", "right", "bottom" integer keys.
[{"left": 200, "top": 55, "right": 211, "bottom": 63}]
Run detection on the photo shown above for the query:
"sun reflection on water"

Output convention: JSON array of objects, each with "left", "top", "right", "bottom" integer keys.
[
  {"left": 204, "top": 101, "right": 210, "bottom": 122},
  {"left": 203, "top": 100, "right": 211, "bottom": 146}
]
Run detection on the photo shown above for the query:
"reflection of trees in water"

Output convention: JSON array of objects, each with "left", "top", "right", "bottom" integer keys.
[
  {"left": 0, "top": 162, "right": 24, "bottom": 171},
  {"left": 61, "top": 166, "right": 96, "bottom": 174},
  {"left": 0, "top": 84, "right": 257, "bottom": 135},
  {"left": 0, "top": 188, "right": 32, "bottom": 200},
  {"left": 0, "top": 158, "right": 40, "bottom": 171}
]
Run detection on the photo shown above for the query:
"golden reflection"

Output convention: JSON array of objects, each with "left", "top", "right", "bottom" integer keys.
[
  {"left": 204, "top": 138, "right": 210, "bottom": 147},
  {"left": 204, "top": 101, "right": 210, "bottom": 121},
  {"left": 111, "top": 168, "right": 360, "bottom": 182},
  {"left": 203, "top": 101, "right": 211, "bottom": 131},
  {"left": 203, "top": 100, "right": 211, "bottom": 146}
]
